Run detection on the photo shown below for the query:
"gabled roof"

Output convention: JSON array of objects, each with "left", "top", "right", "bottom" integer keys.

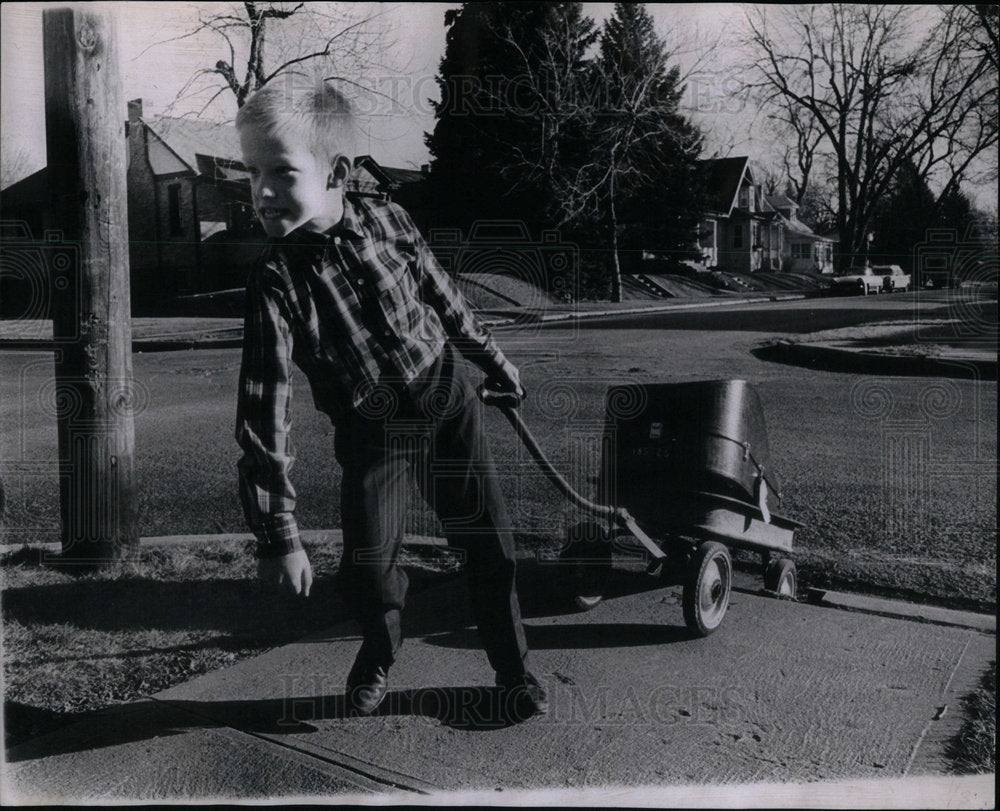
[
  {"left": 143, "top": 116, "right": 244, "bottom": 174},
  {"left": 0, "top": 166, "right": 49, "bottom": 202},
  {"left": 699, "top": 156, "right": 749, "bottom": 216},
  {"left": 778, "top": 212, "right": 835, "bottom": 243},
  {"left": 766, "top": 193, "right": 798, "bottom": 212},
  {"left": 377, "top": 165, "right": 426, "bottom": 185},
  {"left": 354, "top": 156, "right": 426, "bottom": 189}
]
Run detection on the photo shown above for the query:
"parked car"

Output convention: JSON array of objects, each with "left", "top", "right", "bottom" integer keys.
[
  {"left": 831, "top": 266, "right": 886, "bottom": 295},
  {"left": 871, "top": 264, "right": 910, "bottom": 293}
]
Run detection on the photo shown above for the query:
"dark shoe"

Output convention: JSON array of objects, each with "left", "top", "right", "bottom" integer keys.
[
  {"left": 496, "top": 670, "right": 548, "bottom": 721},
  {"left": 346, "top": 657, "right": 389, "bottom": 716}
]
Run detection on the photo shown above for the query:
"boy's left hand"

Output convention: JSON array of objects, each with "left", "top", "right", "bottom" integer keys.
[{"left": 257, "top": 549, "right": 313, "bottom": 598}]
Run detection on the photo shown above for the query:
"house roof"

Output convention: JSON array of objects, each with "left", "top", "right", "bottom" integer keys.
[
  {"left": 143, "top": 116, "right": 245, "bottom": 174},
  {"left": 778, "top": 212, "right": 836, "bottom": 243},
  {"left": 766, "top": 193, "right": 798, "bottom": 211},
  {"left": 354, "top": 156, "right": 426, "bottom": 189},
  {"left": 377, "top": 165, "right": 426, "bottom": 185},
  {"left": 699, "top": 156, "right": 749, "bottom": 215},
  {"left": 0, "top": 166, "right": 49, "bottom": 203}
]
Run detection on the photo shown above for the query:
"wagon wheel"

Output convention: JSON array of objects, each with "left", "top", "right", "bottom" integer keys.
[
  {"left": 763, "top": 557, "right": 797, "bottom": 598},
  {"left": 560, "top": 522, "right": 612, "bottom": 611},
  {"left": 682, "top": 541, "right": 732, "bottom": 637}
]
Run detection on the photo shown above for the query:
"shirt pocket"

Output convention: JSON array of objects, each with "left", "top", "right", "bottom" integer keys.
[{"left": 373, "top": 250, "right": 422, "bottom": 329}]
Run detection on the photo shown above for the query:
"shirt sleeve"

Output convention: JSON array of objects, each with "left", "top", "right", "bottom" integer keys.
[
  {"left": 235, "top": 264, "right": 301, "bottom": 558},
  {"left": 401, "top": 209, "right": 519, "bottom": 385}
]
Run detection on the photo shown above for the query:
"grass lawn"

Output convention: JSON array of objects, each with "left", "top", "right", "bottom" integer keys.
[{"left": 948, "top": 660, "right": 997, "bottom": 775}]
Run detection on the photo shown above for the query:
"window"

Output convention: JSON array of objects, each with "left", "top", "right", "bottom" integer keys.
[
  {"left": 228, "top": 202, "right": 257, "bottom": 233},
  {"left": 732, "top": 224, "right": 743, "bottom": 249},
  {"left": 168, "top": 184, "right": 183, "bottom": 236},
  {"left": 791, "top": 243, "right": 811, "bottom": 259}
]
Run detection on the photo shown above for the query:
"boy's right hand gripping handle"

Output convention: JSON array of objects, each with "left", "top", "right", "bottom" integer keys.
[{"left": 476, "top": 383, "right": 524, "bottom": 410}]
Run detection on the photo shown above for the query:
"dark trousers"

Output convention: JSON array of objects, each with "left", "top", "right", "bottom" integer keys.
[{"left": 333, "top": 343, "right": 528, "bottom": 676}]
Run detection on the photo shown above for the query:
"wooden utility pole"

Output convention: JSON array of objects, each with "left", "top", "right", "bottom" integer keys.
[{"left": 43, "top": 8, "right": 137, "bottom": 562}]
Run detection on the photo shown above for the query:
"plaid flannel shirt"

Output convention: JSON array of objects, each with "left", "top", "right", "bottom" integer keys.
[{"left": 236, "top": 195, "right": 518, "bottom": 557}]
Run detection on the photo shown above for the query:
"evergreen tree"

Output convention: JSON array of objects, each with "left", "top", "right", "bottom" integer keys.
[
  {"left": 583, "top": 3, "right": 705, "bottom": 298},
  {"left": 935, "top": 186, "right": 974, "bottom": 235},
  {"left": 870, "top": 162, "right": 984, "bottom": 273},
  {"left": 870, "top": 161, "right": 937, "bottom": 271},
  {"left": 426, "top": 3, "right": 597, "bottom": 234}
]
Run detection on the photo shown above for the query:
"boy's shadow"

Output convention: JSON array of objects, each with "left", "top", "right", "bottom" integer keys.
[{"left": 6, "top": 685, "right": 541, "bottom": 763}]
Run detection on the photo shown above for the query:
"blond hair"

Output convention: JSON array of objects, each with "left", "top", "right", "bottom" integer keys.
[{"left": 236, "top": 73, "right": 357, "bottom": 164}]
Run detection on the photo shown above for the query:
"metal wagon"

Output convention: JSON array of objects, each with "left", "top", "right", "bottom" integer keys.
[{"left": 481, "top": 379, "right": 800, "bottom": 636}]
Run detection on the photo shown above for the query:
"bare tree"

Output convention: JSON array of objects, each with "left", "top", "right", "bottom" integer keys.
[
  {"left": 153, "top": 2, "right": 399, "bottom": 115},
  {"left": 743, "top": 4, "right": 998, "bottom": 268},
  {"left": 768, "top": 99, "right": 824, "bottom": 205}
]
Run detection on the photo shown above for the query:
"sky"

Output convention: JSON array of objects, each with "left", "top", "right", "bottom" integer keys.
[{"left": 1, "top": 2, "right": 751, "bottom": 181}]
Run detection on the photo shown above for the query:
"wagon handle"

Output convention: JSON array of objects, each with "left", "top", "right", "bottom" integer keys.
[{"left": 478, "top": 384, "right": 667, "bottom": 569}]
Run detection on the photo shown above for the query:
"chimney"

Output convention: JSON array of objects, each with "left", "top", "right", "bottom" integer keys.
[
  {"left": 127, "top": 99, "right": 146, "bottom": 124},
  {"left": 421, "top": 164, "right": 430, "bottom": 174}
]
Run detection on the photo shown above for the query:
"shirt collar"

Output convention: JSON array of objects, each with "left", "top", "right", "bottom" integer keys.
[
  {"left": 336, "top": 195, "right": 367, "bottom": 240},
  {"left": 281, "top": 196, "right": 367, "bottom": 249}
]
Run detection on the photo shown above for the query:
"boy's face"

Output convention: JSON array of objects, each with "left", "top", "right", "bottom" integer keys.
[{"left": 239, "top": 124, "right": 345, "bottom": 238}]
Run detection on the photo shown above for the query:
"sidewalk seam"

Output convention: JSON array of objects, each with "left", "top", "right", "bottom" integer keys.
[{"left": 144, "top": 695, "right": 435, "bottom": 795}]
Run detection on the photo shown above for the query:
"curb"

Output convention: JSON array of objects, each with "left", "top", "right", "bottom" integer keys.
[
  {"left": 0, "top": 337, "right": 246, "bottom": 353},
  {"left": 480, "top": 294, "right": 808, "bottom": 327},
  {"left": 766, "top": 339, "right": 997, "bottom": 380},
  {"left": 806, "top": 587, "right": 996, "bottom": 634},
  {"left": 0, "top": 295, "right": 808, "bottom": 351},
  {"left": 0, "top": 529, "right": 448, "bottom": 556}
]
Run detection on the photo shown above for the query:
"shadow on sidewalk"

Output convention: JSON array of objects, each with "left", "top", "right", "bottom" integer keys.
[
  {"left": 2, "top": 555, "right": 666, "bottom": 634},
  {"left": 7, "top": 674, "right": 622, "bottom": 762}
]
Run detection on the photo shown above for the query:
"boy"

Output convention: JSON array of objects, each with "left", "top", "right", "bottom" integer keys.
[{"left": 234, "top": 76, "right": 546, "bottom": 720}]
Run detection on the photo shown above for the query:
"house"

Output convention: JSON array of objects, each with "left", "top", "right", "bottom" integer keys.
[
  {"left": 694, "top": 156, "right": 835, "bottom": 275},
  {"left": 352, "top": 156, "right": 431, "bottom": 231},
  {"left": 765, "top": 194, "right": 836, "bottom": 274},
  {"left": 0, "top": 99, "right": 429, "bottom": 315},
  {"left": 697, "top": 157, "right": 783, "bottom": 273},
  {"left": 123, "top": 99, "right": 259, "bottom": 310}
]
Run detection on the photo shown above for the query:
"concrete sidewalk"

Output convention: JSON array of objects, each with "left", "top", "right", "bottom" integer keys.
[{"left": 3, "top": 555, "right": 995, "bottom": 805}]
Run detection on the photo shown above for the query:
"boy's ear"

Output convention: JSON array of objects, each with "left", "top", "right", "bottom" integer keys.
[{"left": 327, "top": 154, "right": 353, "bottom": 189}]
